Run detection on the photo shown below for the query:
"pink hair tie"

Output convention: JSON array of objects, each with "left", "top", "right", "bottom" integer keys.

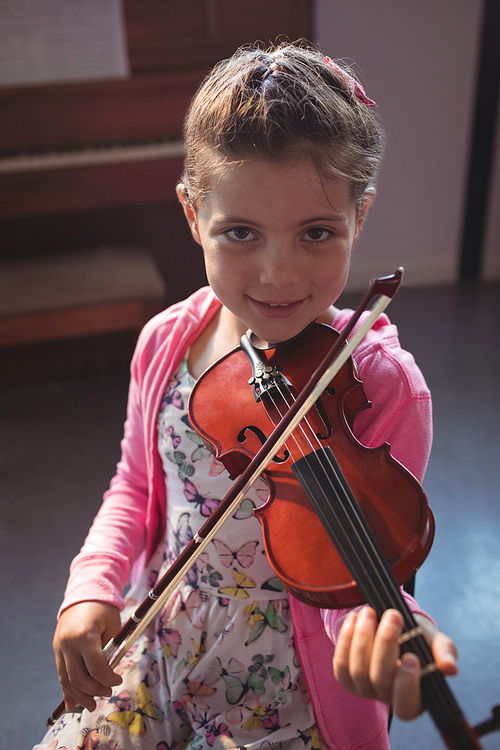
[{"left": 323, "top": 56, "right": 377, "bottom": 108}]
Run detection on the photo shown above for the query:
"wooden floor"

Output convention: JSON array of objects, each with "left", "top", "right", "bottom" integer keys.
[{"left": 1, "top": 281, "right": 499, "bottom": 749}]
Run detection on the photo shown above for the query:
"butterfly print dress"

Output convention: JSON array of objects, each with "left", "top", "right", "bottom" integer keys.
[{"left": 37, "top": 361, "right": 320, "bottom": 750}]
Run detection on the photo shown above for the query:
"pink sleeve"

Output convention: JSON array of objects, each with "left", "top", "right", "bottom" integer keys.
[
  {"left": 57, "top": 291, "right": 218, "bottom": 617},
  {"left": 351, "top": 327, "right": 432, "bottom": 483},
  {"left": 59, "top": 334, "right": 151, "bottom": 615}
]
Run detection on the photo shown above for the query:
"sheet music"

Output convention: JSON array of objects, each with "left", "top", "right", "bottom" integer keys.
[{"left": 0, "top": 0, "right": 129, "bottom": 86}]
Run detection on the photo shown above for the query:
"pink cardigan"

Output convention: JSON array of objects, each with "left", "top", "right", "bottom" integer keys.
[{"left": 62, "top": 287, "right": 433, "bottom": 750}]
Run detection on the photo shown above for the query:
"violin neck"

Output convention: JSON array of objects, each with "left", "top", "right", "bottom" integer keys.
[{"left": 292, "top": 447, "right": 483, "bottom": 750}]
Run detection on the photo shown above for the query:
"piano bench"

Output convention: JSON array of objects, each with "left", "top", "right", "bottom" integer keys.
[{"left": 0, "top": 247, "right": 166, "bottom": 348}]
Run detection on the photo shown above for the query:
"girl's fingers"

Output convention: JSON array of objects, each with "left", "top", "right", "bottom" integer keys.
[
  {"left": 333, "top": 608, "right": 459, "bottom": 720},
  {"left": 392, "top": 652, "right": 422, "bottom": 720},
  {"left": 368, "top": 609, "right": 404, "bottom": 703},
  {"left": 56, "top": 643, "right": 121, "bottom": 713},
  {"left": 69, "top": 653, "right": 116, "bottom": 703},
  {"left": 434, "top": 632, "right": 458, "bottom": 675},
  {"left": 333, "top": 610, "right": 359, "bottom": 693},
  {"left": 348, "top": 607, "right": 378, "bottom": 697},
  {"left": 60, "top": 653, "right": 103, "bottom": 712},
  {"left": 56, "top": 651, "right": 98, "bottom": 713},
  {"left": 334, "top": 607, "right": 382, "bottom": 699},
  {"left": 419, "top": 620, "right": 458, "bottom": 676},
  {"left": 54, "top": 654, "right": 77, "bottom": 712},
  {"left": 53, "top": 602, "right": 123, "bottom": 712},
  {"left": 81, "top": 638, "right": 123, "bottom": 689}
]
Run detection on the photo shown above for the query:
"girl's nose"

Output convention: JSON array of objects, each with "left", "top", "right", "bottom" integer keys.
[{"left": 258, "top": 243, "right": 301, "bottom": 288}]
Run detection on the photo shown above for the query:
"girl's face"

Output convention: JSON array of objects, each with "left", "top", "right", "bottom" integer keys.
[{"left": 180, "top": 158, "right": 372, "bottom": 345}]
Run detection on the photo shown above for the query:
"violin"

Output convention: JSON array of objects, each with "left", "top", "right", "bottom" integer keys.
[
  {"left": 188, "top": 302, "right": 485, "bottom": 750},
  {"left": 47, "top": 270, "right": 500, "bottom": 748},
  {"left": 189, "top": 320, "right": 434, "bottom": 610},
  {"left": 188, "top": 272, "right": 498, "bottom": 748}
]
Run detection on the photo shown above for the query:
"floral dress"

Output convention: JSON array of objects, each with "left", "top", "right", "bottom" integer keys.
[{"left": 36, "top": 361, "right": 321, "bottom": 750}]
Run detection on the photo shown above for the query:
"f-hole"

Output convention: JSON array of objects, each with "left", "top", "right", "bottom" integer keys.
[
  {"left": 315, "top": 386, "right": 336, "bottom": 440},
  {"left": 238, "top": 426, "right": 290, "bottom": 463}
]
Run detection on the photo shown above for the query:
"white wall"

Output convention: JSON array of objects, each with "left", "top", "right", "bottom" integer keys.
[{"left": 313, "top": 0, "right": 485, "bottom": 291}]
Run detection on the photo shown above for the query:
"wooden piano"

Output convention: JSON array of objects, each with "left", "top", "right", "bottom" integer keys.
[{"left": 0, "top": 0, "right": 312, "bottom": 382}]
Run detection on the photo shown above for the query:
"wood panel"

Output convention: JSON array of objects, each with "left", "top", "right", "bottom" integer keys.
[
  {"left": 0, "top": 300, "right": 161, "bottom": 347},
  {"left": 0, "top": 157, "right": 184, "bottom": 219}
]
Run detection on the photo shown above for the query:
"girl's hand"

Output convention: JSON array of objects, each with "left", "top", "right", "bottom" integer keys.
[
  {"left": 333, "top": 607, "right": 458, "bottom": 720},
  {"left": 53, "top": 601, "right": 123, "bottom": 713}
]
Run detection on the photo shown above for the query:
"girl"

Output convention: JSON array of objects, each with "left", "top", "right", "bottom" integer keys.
[{"left": 36, "top": 42, "right": 457, "bottom": 750}]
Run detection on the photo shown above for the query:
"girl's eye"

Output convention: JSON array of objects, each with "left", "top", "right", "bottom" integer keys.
[
  {"left": 303, "top": 227, "right": 332, "bottom": 242},
  {"left": 225, "top": 226, "right": 255, "bottom": 241}
]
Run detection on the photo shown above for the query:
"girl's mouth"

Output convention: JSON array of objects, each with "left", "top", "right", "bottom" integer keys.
[{"left": 249, "top": 297, "right": 305, "bottom": 318}]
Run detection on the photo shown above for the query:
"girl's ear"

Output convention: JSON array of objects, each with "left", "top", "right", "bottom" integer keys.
[
  {"left": 353, "top": 188, "right": 376, "bottom": 246},
  {"left": 176, "top": 183, "right": 202, "bottom": 245}
]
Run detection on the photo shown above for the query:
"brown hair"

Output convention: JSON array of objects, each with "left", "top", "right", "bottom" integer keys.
[{"left": 180, "top": 41, "right": 385, "bottom": 211}]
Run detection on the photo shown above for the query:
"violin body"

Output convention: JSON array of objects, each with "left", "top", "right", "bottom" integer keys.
[{"left": 188, "top": 323, "right": 435, "bottom": 608}]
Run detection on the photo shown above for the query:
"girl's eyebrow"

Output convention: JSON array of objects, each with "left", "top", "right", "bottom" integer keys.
[
  {"left": 213, "top": 212, "right": 348, "bottom": 226},
  {"left": 297, "top": 212, "right": 348, "bottom": 225},
  {"left": 209, "top": 213, "right": 255, "bottom": 226}
]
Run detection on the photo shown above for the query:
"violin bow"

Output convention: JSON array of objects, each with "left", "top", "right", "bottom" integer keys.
[{"left": 47, "top": 267, "right": 401, "bottom": 726}]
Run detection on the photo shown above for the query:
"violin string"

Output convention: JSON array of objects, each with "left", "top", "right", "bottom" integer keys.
[
  {"left": 263, "top": 379, "right": 465, "bottom": 733},
  {"left": 269, "top": 382, "right": 464, "bottom": 722},
  {"left": 274, "top": 413, "right": 468, "bottom": 737},
  {"left": 265, "top": 378, "right": 403, "bottom": 615},
  {"left": 290, "top": 399, "right": 474, "bottom": 738}
]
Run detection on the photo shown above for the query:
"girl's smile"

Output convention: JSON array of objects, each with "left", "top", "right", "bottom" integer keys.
[
  {"left": 180, "top": 158, "right": 372, "bottom": 349},
  {"left": 249, "top": 297, "right": 306, "bottom": 318}
]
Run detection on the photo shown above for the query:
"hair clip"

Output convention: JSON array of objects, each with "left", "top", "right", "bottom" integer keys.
[{"left": 323, "top": 57, "right": 377, "bottom": 108}]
